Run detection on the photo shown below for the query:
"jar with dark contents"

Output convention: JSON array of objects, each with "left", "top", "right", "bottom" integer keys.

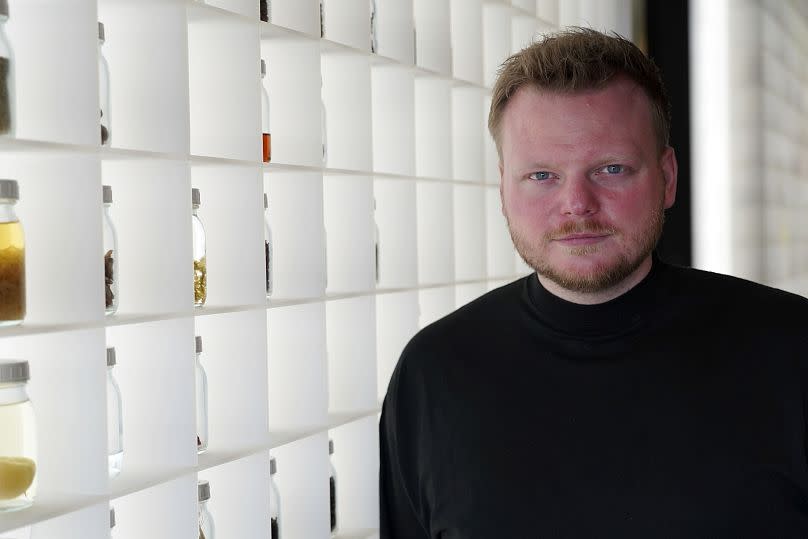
[
  {"left": 269, "top": 456, "right": 282, "bottom": 538},
  {"left": 329, "top": 439, "right": 337, "bottom": 535},
  {"left": 0, "top": 0, "right": 15, "bottom": 136},
  {"left": 103, "top": 185, "right": 119, "bottom": 315}
]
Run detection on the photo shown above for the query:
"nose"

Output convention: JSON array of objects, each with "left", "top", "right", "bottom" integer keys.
[{"left": 559, "top": 176, "right": 599, "bottom": 217}]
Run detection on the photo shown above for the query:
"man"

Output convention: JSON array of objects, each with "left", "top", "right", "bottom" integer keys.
[{"left": 379, "top": 28, "right": 808, "bottom": 538}]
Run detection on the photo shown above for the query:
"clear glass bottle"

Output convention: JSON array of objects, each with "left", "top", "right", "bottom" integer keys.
[
  {"left": 373, "top": 196, "right": 379, "bottom": 285},
  {"left": 109, "top": 506, "right": 116, "bottom": 538},
  {"left": 106, "top": 347, "right": 123, "bottom": 479},
  {"left": 98, "top": 22, "right": 111, "bottom": 146},
  {"left": 269, "top": 456, "right": 281, "bottom": 539},
  {"left": 264, "top": 194, "right": 273, "bottom": 298},
  {"left": 198, "top": 480, "right": 215, "bottom": 539},
  {"left": 103, "top": 185, "right": 119, "bottom": 315},
  {"left": 0, "top": 0, "right": 15, "bottom": 136},
  {"left": 0, "top": 179, "right": 24, "bottom": 327},
  {"left": 0, "top": 360, "right": 37, "bottom": 512},
  {"left": 261, "top": 59, "right": 271, "bottom": 163},
  {"left": 329, "top": 439, "right": 337, "bottom": 535},
  {"left": 195, "top": 336, "right": 209, "bottom": 454},
  {"left": 370, "top": 0, "right": 378, "bottom": 53},
  {"left": 192, "top": 188, "right": 207, "bottom": 307}
]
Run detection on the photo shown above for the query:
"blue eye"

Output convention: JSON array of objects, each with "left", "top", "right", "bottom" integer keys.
[
  {"left": 529, "top": 171, "right": 552, "bottom": 181},
  {"left": 605, "top": 164, "right": 624, "bottom": 174}
]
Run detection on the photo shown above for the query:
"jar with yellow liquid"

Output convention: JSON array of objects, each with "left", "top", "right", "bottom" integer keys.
[
  {"left": 0, "top": 360, "right": 37, "bottom": 512},
  {"left": 0, "top": 179, "right": 24, "bottom": 326}
]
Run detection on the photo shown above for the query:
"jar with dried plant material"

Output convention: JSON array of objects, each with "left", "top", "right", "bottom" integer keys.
[
  {"left": 103, "top": 185, "right": 119, "bottom": 315},
  {"left": 270, "top": 456, "right": 282, "bottom": 539},
  {"left": 0, "top": 360, "right": 37, "bottom": 512},
  {"left": 329, "top": 439, "right": 338, "bottom": 535},
  {"left": 0, "top": 0, "right": 15, "bottom": 136},
  {"left": 192, "top": 188, "right": 207, "bottom": 307},
  {"left": 0, "top": 179, "right": 24, "bottom": 326},
  {"left": 198, "top": 480, "right": 215, "bottom": 539},
  {"left": 98, "top": 22, "right": 111, "bottom": 146}
]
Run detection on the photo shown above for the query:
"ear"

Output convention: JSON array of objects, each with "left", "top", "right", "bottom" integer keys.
[{"left": 660, "top": 146, "right": 678, "bottom": 209}]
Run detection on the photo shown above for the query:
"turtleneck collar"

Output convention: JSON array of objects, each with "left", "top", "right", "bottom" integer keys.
[{"left": 524, "top": 252, "right": 670, "bottom": 340}]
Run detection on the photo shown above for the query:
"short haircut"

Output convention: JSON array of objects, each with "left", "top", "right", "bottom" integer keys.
[{"left": 488, "top": 27, "right": 671, "bottom": 160}]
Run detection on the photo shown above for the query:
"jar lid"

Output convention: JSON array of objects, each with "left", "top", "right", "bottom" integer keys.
[
  {"left": 192, "top": 188, "right": 201, "bottom": 206},
  {"left": 198, "top": 480, "right": 210, "bottom": 501},
  {"left": 0, "top": 179, "right": 19, "bottom": 201},
  {"left": 329, "top": 439, "right": 334, "bottom": 455},
  {"left": 0, "top": 0, "right": 9, "bottom": 18},
  {"left": 103, "top": 185, "right": 113, "bottom": 204},
  {"left": 109, "top": 506, "right": 116, "bottom": 529},
  {"left": 261, "top": 59, "right": 266, "bottom": 77},
  {"left": 195, "top": 335, "right": 203, "bottom": 354},
  {"left": 270, "top": 456, "right": 277, "bottom": 475},
  {"left": 0, "top": 360, "right": 29, "bottom": 383},
  {"left": 264, "top": 193, "right": 268, "bottom": 209},
  {"left": 98, "top": 22, "right": 105, "bottom": 43},
  {"left": 106, "top": 347, "right": 116, "bottom": 367}
]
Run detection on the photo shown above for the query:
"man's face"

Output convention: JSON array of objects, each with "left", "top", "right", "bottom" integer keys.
[{"left": 499, "top": 78, "right": 677, "bottom": 295}]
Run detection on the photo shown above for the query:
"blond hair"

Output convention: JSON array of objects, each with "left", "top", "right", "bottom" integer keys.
[{"left": 488, "top": 27, "right": 671, "bottom": 159}]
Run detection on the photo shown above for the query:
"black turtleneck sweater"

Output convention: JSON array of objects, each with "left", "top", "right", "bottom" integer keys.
[{"left": 379, "top": 255, "right": 808, "bottom": 538}]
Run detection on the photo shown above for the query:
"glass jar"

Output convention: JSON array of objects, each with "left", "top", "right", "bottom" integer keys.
[
  {"left": 261, "top": 59, "right": 271, "bottom": 163},
  {"left": 373, "top": 196, "right": 379, "bottom": 285},
  {"left": 269, "top": 456, "right": 281, "bottom": 539},
  {"left": 109, "top": 506, "right": 116, "bottom": 538},
  {"left": 98, "top": 22, "right": 111, "bottom": 146},
  {"left": 0, "top": 179, "right": 24, "bottom": 327},
  {"left": 198, "top": 480, "right": 215, "bottom": 539},
  {"left": 0, "top": 360, "right": 37, "bottom": 512},
  {"left": 192, "top": 188, "right": 207, "bottom": 307},
  {"left": 329, "top": 439, "right": 337, "bottom": 535},
  {"left": 370, "top": 0, "right": 378, "bottom": 53},
  {"left": 0, "top": 0, "right": 15, "bottom": 136},
  {"left": 103, "top": 185, "right": 119, "bottom": 315},
  {"left": 195, "top": 336, "right": 209, "bottom": 454},
  {"left": 264, "top": 194, "right": 273, "bottom": 298},
  {"left": 106, "top": 347, "right": 123, "bottom": 479}
]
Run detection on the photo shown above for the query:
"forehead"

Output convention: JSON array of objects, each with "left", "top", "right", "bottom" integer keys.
[{"left": 500, "top": 78, "right": 656, "bottom": 162}]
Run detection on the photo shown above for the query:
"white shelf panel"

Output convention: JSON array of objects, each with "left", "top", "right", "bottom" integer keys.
[
  {"left": 111, "top": 474, "right": 197, "bottom": 539},
  {"left": 267, "top": 0, "right": 320, "bottom": 37},
  {"left": 0, "top": 494, "right": 108, "bottom": 536}
]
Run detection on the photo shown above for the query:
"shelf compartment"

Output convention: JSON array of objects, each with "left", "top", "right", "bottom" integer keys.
[
  {"left": 267, "top": 0, "right": 320, "bottom": 37},
  {"left": 0, "top": 154, "right": 103, "bottom": 328},
  {"left": 485, "top": 186, "right": 518, "bottom": 279},
  {"left": 197, "top": 452, "right": 272, "bottom": 538},
  {"left": 375, "top": 290, "right": 419, "bottom": 403},
  {"left": 321, "top": 52, "right": 373, "bottom": 172},
  {"left": 450, "top": 0, "right": 484, "bottom": 85},
  {"left": 0, "top": 329, "right": 108, "bottom": 512},
  {"left": 373, "top": 178, "right": 418, "bottom": 289},
  {"left": 414, "top": 76, "right": 453, "bottom": 180},
  {"left": 323, "top": 175, "right": 376, "bottom": 294},
  {"left": 536, "top": 0, "right": 560, "bottom": 25},
  {"left": 200, "top": 0, "right": 258, "bottom": 19},
  {"left": 371, "top": 64, "right": 415, "bottom": 176},
  {"left": 102, "top": 158, "right": 193, "bottom": 317},
  {"left": 187, "top": 14, "right": 261, "bottom": 161},
  {"left": 97, "top": 1, "right": 190, "bottom": 156},
  {"left": 511, "top": 9, "right": 541, "bottom": 53},
  {"left": 375, "top": 0, "right": 415, "bottom": 65},
  {"left": 105, "top": 318, "right": 196, "bottom": 499},
  {"left": 326, "top": 296, "right": 378, "bottom": 415},
  {"left": 267, "top": 302, "right": 329, "bottom": 432},
  {"left": 260, "top": 35, "right": 323, "bottom": 167},
  {"left": 5, "top": 1, "right": 98, "bottom": 145},
  {"left": 111, "top": 473, "right": 197, "bottom": 539},
  {"left": 413, "top": 0, "right": 452, "bottom": 76},
  {"left": 451, "top": 86, "right": 487, "bottom": 182},
  {"left": 0, "top": 497, "right": 108, "bottom": 538},
  {"left": 328, "top": 415, "right": 380, "bottom": 533},
  {"left": 270, "top": 432, "right": 331, "bottom": 538},
  {"left": 191, "top": 163, "right": 266, "bottom": 309},
  {"left": 321, "top": 0, "right": 372, "bottom": 52},
  {"left": 483, "top": 3, "right": 512, "bottom": 89},
  {"left": 264, "top": 170, "right": 327, "bottom": 300},
  {"left": 194, "top": 310, "right": 270, "bottom": 460},
  {"left": 416, "top": 182, "right": 455, "bottom": 285},
  {"left": 453, "top": 184, "right": 487, "bottom": 281}
]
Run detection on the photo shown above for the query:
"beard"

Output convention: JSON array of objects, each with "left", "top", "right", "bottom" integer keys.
[{"left": 506, "top": 198, "right": 666, "bottom": 294}]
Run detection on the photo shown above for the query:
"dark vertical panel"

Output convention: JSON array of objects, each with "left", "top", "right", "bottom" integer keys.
[{"left": 645, "top": 1, "right": 692, "bottom": 267}]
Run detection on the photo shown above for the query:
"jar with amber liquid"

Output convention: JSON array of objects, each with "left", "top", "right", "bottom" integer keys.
[
  {"left": 0, "top": 360, "right": 37, "bottom": 512},
  {"left": 0, "top": 179, "right": 24, "bottom": 326}
]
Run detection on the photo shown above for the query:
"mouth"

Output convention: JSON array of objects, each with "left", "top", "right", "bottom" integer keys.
[{"left": 553, "top": 233, "right": 611, "bottom": 246}]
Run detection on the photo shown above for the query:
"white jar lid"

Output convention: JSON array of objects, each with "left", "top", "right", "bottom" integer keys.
[{"left": 0, "top": 360, "right": 29, "bottom": 383}]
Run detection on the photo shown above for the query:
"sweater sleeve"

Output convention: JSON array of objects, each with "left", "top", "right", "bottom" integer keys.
[{"left": 379, "top": 347, "right": 432, "bottom": 539}]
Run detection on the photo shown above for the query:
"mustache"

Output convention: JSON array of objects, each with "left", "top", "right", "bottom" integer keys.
[{"left": 547, "top": 221, "right": 617, "bottom": 240}]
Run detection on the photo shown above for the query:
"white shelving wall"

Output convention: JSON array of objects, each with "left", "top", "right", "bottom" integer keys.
[{"left": 0, "top": 0, "right": 633, "bottom": 537}]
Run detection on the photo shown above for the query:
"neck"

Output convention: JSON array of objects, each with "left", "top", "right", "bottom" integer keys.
[{"left": 536, "top": 255, "right": 654, "bottom": 305}]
